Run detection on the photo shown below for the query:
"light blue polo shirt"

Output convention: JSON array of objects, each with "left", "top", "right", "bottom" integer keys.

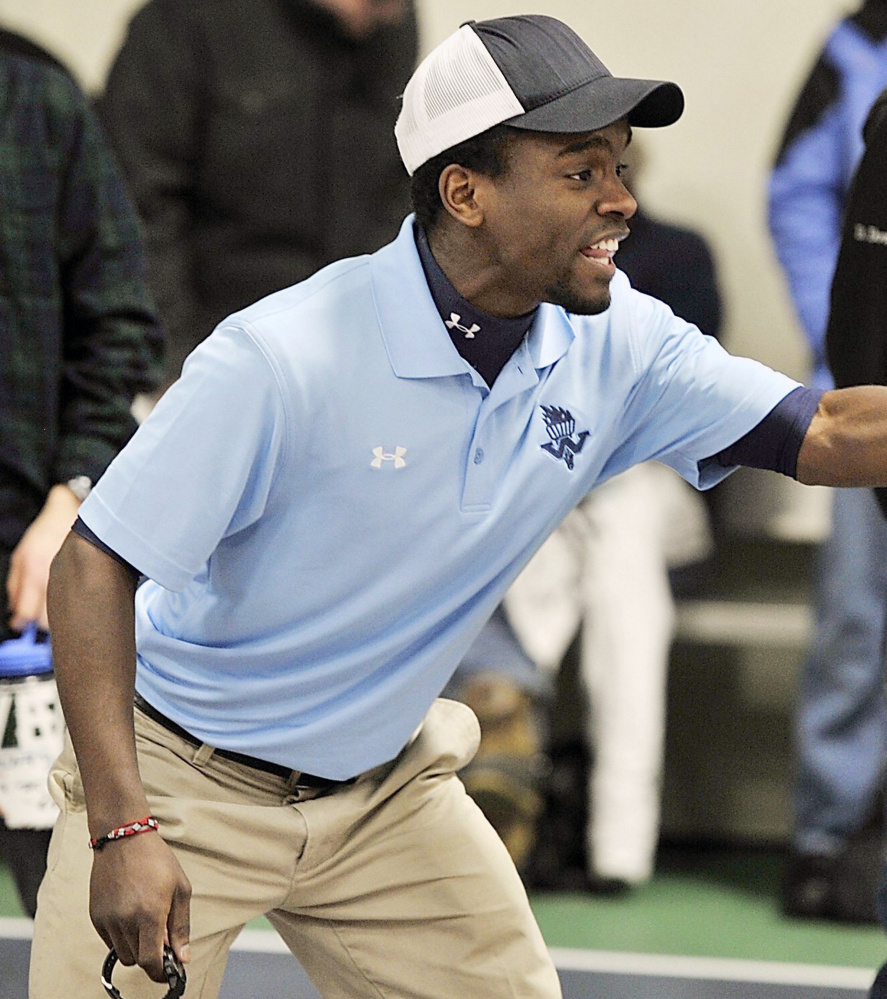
[{"left": 79, "top": 215, "right": 799, "bottom": 778}]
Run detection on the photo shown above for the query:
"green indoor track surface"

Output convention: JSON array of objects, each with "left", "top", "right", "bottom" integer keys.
[
  {"left": 0, "top": 861, "right": 22, "bottom": 918},
  {"left": 530, "top": 847, "right": 887, "bottom": 969}
]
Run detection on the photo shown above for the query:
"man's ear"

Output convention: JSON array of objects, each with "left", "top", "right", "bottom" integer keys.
[{"left": 438, "top": 164, "right": 487, "bottom": 228}]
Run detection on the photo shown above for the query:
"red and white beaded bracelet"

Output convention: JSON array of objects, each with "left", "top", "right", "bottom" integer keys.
[{"left": 89, "top": 816, "right": 159, "bottom": 851}]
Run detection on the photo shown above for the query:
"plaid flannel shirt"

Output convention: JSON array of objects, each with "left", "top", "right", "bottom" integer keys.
[{"left": 0, "top": 47, "right": 161, "bottom": 572}]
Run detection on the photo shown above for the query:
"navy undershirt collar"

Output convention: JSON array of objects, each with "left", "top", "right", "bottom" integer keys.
[{"left": 414, "top": 224, "right": 537, "bottom": 387}]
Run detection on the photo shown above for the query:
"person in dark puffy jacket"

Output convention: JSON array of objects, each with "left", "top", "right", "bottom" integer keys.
[
  {"left": 768, "top": 0, "right": 887, "bottom": 924},
  {"left": 822, "top": 86, "right": 887, "bottom": 998}
]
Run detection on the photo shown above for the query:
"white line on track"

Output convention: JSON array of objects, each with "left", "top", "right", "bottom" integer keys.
[
  {"left": 0, "top": 917, "right": 33, "bottom": 940},
  {"left": 550, "top": 947, "right": 878, "bottom": 989},
  {"left": 231, "top": 929, "right": 879, "bottom": 989},
  {"left": 3, "top": 918, "right": 879, "bottom": 990}
]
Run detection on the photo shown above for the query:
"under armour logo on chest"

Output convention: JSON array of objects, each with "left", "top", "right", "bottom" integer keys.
[
  {"left": 371, "top": 446, "right": 407, "bottom": 469},
  {"left": 445, "top": 312, "right": 480, "bottom": 338}
]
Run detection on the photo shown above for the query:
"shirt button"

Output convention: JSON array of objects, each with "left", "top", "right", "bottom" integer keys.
[{"left": 474, "top": 448, "right": 484, "bottom": 464}]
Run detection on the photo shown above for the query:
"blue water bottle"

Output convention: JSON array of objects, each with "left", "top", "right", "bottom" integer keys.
[{"left": 0, "top": 624, "right": 61, "bottom": 829}]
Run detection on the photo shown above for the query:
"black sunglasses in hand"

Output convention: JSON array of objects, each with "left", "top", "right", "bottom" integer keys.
[{"left": 101, "top": 945, "right": 186, "bottom": 999}]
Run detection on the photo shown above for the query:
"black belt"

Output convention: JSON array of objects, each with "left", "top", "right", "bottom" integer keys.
[{"left": 134, "top": 693, "right": 352, "bottom": 788}]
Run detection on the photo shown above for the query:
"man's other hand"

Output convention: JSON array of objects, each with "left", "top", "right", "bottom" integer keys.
[{"left": 6, "top": 484, "right": 81, "bottom": 631}]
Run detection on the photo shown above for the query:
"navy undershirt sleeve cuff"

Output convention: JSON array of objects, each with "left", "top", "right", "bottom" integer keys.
[
  {"left": 713, "top": 386, "right": 824, "bottom": 478},
  {"left": 71, "top": 516, "right": 141, "bottom": 577}
]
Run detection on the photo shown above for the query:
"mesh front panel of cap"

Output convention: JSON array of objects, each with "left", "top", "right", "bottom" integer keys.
[
  {"left": 395, "top": 25, "right": 524, "bottom": 174},
  {"left": 424, "top": 29, "right": 507, "bottom": 118}
]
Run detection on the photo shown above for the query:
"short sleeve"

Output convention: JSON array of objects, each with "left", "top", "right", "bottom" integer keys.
[
  {"left": 606, "top": 290, "right": 800, "bottom": 489},
  {"left": 78, "top": 324, "right": 289, "bottom": 590}
]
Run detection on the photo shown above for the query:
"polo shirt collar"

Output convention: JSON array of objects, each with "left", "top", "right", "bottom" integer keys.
[
  {"left": 527, "top": 300, "right": 576, "bottom": 371},
  {"left": 370, "top": 216, "right": 576, "bottom": 379}
]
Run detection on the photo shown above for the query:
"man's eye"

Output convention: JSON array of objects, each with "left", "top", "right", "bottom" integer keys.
[
  {"left": 616, "top": 163, "right": 629, "bottom": 178},
  {"left": 569, "top": 169, "right": 593, "bottom": 182}
]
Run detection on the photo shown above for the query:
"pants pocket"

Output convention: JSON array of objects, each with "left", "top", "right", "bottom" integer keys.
[{"left": 47, "top": 731, "right": 85, "bottom": 812}]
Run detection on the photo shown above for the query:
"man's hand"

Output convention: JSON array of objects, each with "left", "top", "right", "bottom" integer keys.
[
  {"left": 90, "top": 832, "right": 192, "bottom": 983},
  {"left": 7, "top": 484, "right": 81, "bottom": 631},
  {"left": 797, "top": 385, "right": 887, "bottom": 487},
  {"left": 48, "top": 534, "right": 184, "bottom": 982}
]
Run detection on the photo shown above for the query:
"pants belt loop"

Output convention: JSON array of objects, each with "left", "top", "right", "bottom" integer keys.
[
  {"left": 286, "top": 770, "right": 312, "bottom": 795},
  {"left": 193, "top": 744, "right": 214, "bottom": 766}
]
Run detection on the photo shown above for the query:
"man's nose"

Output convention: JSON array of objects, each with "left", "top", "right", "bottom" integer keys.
[{"left": 599, "top": 177, "right": 637, "bottom": 219}]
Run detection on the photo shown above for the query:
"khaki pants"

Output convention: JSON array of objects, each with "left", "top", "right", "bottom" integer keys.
[{"left": 30, "top": 698, "right": 560, "bottom": 999}]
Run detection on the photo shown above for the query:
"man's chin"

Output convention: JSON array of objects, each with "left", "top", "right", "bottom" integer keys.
[{"left": 543, "top": 282, "right": 611, "bottom": 316}]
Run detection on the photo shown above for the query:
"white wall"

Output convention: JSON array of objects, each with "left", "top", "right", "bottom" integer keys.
[
  {"left": 0, "top": 0, "right": 143, "bottom": 92},
  {"left": 0, "top": 0, "right": 855, "bottom": 377}
]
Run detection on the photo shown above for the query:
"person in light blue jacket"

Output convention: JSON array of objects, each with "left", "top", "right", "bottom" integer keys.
[{"left": 768, "top": 0, "right": 887, "bottom": 923}]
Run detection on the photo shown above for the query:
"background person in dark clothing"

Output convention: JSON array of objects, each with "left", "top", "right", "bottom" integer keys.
[
  {"left": 98, "top": 0, "right": 417, "bottom": 387},
  {"left": 768, "top": 0, "right": 887, "bottom": 923},
  {"left": 0, "top": 29, "right": 161, "bottom": 917},
  {"left": 819, "top": 86, "right": 887, "bottom": 999},
  {"left": 617, "top": 218, "right": 722, "bottom": 344},
  {"left": 825, "top": 88, "right": 887, "bottom": 467}
]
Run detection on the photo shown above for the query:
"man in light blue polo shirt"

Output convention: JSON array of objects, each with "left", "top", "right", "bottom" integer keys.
[{"left": 31, "top": 15, "right": 887, "bottom": 999}]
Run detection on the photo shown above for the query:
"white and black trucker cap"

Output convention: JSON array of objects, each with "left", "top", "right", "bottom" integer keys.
[{"left": 395, "top": 15, "right": 684, "bottom": 175}]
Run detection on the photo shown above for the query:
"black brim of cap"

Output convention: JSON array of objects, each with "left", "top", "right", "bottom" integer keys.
[{"left": 504, "top": 76, "right": 684, "bottom": 133}]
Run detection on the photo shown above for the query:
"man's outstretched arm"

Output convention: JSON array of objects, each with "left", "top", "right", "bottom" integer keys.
[
  {"left": 48, "top": 532, "right": 191, "bottom": 982},
  {"left": 797, "top": 385, "right": 887, "bottom": 486}
]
